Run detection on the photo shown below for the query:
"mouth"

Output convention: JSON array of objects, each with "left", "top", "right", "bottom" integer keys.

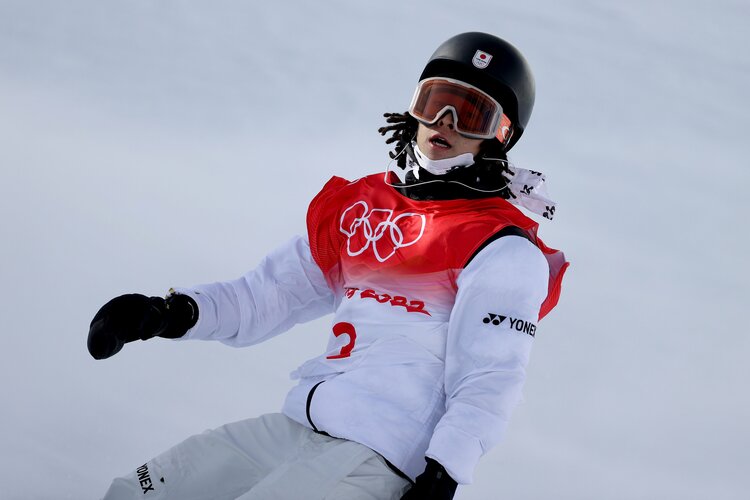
[{"left": 429, "top": 134, "right": 452, "bottom": 149}]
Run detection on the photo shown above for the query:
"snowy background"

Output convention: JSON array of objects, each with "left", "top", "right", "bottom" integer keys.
[{"left": 1, "top": 0, "right": 748, "bottom": 498}]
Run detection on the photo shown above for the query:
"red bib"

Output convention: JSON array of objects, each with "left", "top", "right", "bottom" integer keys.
[{"left": 307, "top": 174, "right": 568, "bottom": 319}]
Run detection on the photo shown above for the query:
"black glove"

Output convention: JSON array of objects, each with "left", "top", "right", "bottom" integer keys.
[
  {"left": 400, "top": 458, "right": 458, "bottom": 500},
  {"left": 87, "top": 293, "right": 198, "bottom": 360}
]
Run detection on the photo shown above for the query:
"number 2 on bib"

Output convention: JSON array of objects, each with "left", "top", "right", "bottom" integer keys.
[{"left": 326, "top": 322, "right": 357, "bottom": 359}]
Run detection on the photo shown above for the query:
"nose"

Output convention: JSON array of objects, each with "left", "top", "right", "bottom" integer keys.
[{"left": 436, "top": 111, "right": 456, "bottom": 131}]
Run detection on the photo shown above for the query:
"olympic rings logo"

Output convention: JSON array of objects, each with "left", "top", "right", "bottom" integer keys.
[{"left": 339, "top": 201, "right": 426, "bottom": 262}]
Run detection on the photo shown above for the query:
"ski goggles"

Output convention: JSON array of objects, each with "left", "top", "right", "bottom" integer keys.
[{"left": 409, "top": 77, "right": 512, "bottom": 143}]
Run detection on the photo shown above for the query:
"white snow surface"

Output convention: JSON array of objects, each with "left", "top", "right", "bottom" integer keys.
[{"left": 1, "top": 1, "right": 748, "bottom": 498}]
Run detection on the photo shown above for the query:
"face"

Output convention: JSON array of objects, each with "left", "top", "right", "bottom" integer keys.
[{"left": 415, "top": 111, "right": 484, "bottom": 161}]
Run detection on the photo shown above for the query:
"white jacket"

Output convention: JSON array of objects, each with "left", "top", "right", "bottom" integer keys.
[{"left": 174, "top": 232, "right": 549, "bottom": 484}]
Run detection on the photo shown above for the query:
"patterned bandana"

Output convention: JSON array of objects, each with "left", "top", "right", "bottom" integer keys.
[{"left": 504, "top": 166, "right": 558, "bottom": 220}]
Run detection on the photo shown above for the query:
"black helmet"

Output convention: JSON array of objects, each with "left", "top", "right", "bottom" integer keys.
[{"left": 419, "top": 32, "right": 535, "bottom": 150}]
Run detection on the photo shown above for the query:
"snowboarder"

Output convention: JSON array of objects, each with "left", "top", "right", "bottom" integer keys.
[{"left": 88, "top": 32, "right": 569, "bottom": 500}]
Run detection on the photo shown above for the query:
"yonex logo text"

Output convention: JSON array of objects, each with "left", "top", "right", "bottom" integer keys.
[{"left": 483, "top": 313, "right": 537, "bottom": 337}]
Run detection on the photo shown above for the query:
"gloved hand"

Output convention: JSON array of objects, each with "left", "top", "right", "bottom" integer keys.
[
  {"left": 87, "top": 293, "right": 198, "bottom": 360},
  {"left": 400, "top": 458, "right": 458, "bottom": 500}
]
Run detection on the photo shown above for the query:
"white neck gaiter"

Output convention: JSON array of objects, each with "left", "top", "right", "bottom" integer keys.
[{"left": 409, "top": 142, "right": 475, "bottom": 179}]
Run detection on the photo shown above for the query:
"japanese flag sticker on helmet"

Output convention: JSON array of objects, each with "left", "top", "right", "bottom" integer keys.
[{"left": 472, "top": 50, "right": 492, "bottom": 69}]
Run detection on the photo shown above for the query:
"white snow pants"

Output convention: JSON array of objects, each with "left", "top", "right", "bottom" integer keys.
[{"left": 101, "top": 413, "right": 411, "bottom": 500}]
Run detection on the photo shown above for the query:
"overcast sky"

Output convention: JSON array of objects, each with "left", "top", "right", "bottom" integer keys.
[{"left": 1, "top": 1, "right": 748, "bottom": 499}]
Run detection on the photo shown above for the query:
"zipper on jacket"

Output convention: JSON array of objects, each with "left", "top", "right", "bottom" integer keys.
[{"left": 305, "top": 380, "right": 329, "bottom": 436}]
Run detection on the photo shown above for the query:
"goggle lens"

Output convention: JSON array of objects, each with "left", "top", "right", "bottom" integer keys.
[{"left": 409, "top": 78, "right": 509, "bottom": 141}]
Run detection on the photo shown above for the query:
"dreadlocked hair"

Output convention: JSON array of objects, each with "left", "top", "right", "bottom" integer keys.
[
  {"left": 378, "top": 112, "right": 418, "bottom": 169},
  {"left": 378, "top": 111, "right": 515, "bottom": 200}
]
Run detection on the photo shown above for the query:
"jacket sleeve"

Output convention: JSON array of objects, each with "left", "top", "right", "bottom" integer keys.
[
  {"left": 171, "top": 235, "right": 336, "bottom": 347},
  {"left": 425, "top": 235, "right": 550, "bottom": 484}
]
